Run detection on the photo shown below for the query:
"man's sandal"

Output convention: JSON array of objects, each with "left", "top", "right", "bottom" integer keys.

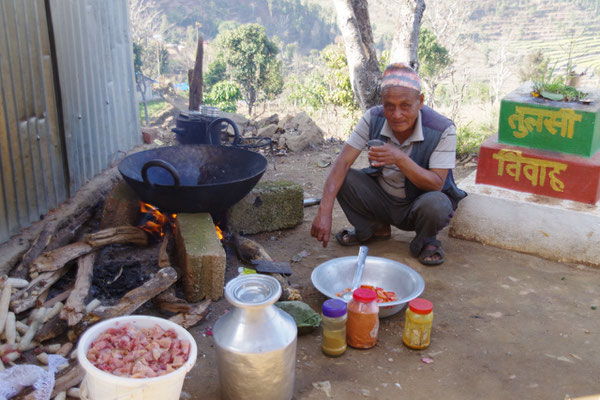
[
  {"left": 418, "top": 244, "right": 445, "bottom": 266},
  {"left": 335, "top": 229, "right": 391, "bottom": 247}
]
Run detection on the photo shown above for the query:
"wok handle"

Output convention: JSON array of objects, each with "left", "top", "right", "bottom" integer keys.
[
  {"left": 208, "top": 117, "right": 241, "bottom": 145},
  {"left": 141, "top": 159, "right": 181, "bottom": 188}
]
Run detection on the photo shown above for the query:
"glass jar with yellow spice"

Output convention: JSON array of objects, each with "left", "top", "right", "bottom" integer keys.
[
  {"left": 321, "top": 299, "right": 347, "bottom": 357},
  {"left": 403, "top": 298, "right": 433, "bottom": 350}
]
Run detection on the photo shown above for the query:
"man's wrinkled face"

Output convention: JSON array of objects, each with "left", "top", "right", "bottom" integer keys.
[{"left": 381, "top": 86, "right": 424, "bottom": 137}]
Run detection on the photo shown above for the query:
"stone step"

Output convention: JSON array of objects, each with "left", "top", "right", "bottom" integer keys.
[
  {"left": 498, "top": 84, "right": 600, "bottom": 157},
  {"left": 450, "top": 171, "right": 600, "bottom": 267},
  {"left": 476, "top": 135, "right": 600, "bottom": 204}
]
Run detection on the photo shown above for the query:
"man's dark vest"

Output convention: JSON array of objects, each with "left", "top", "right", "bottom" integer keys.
[{"left": 364, "top": 105, "right": 467, "bottom": 208}]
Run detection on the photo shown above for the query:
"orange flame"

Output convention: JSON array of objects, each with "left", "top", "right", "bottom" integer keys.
[
  {"left": 138, "top": 202, "right": 176, "bottom": 238},
  {"left": 215, "top": 225, "right": 224, "bottom": 240}
]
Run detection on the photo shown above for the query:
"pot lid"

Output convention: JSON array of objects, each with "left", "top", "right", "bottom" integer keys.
[{"left": 225, "top": 274, "right": 282, "bottom": 308}]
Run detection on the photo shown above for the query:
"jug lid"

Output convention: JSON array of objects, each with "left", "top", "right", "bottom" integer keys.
[{"left": 225, "top": 274, "right": 282, "bottom": 308}]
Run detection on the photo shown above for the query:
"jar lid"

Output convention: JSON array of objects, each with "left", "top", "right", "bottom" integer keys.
[
  {"left": 224, "top": 274, "right": 281, "bottom": 309},
  {"left": 322, "top": 299, "right": 347, "bottom": 318},
  {"left": 352, "top": 288, "right": 376, "bottom": 303},
  {"left": 408, "top": 298, "right": 433, "bottom": 314}
]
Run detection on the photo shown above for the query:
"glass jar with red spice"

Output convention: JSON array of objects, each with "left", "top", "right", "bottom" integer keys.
[{"left": 346, "top": 288, "right": 379, "bottom": 349}]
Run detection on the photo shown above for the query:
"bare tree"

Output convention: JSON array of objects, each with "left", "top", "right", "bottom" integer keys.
[
  {"left": 332, "top": 0, "right": 381, "bottom": 111},
  {"left": 389, "top": 0, "right": 426, "bottom": 70},
  {"left": 490, "top": 46, "right": 511, "bottom": 105}
]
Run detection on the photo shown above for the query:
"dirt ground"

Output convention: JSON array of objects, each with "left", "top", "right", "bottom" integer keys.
[{"left": 181, "top": 143, "right": 600, "bottom": 400}]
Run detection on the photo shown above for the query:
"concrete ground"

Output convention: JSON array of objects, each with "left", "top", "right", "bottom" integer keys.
[{"left": 181, "top": 145, "right": 600, "bottom": 400}]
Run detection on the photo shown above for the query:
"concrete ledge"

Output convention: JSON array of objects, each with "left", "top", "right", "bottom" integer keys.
[
  {"left": 449, "top": 171, "right": 600, "bottom": 266},
  {"left": 174, "top": 213, "right": 226, "bottom": 301}
]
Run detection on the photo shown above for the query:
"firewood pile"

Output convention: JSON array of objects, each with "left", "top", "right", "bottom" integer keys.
[{"left": 1, "top": 203, "right": 211, "bottom": 399}]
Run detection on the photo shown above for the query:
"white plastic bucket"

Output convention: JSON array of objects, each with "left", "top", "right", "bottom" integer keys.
[{"left": 77, "top": 315, "right": 198, "bottom": 400}]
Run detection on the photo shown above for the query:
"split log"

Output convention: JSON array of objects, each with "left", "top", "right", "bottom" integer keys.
[
  {"left": 152, "top": 286, "right": 192, "bottom": 313},
  {"left": 42, "top": 288, "right": 73, "bottom": 309},
  {"left": 11, "top": 208, "right": 94, "bottom": 279},
  {"left": 158, "top": 230, "right": 173, "bottom": 268},
  {"left": 188, "top": 32, "right": 204, "bottom": 111},
  {"left": 35, "top": 313, "right": 67, "bottom": 343},
  {"left": 11, "top": 266, "right": 71, "bottom": 314},
  {"left": 228, "top": 234, "right": 302, "bottom": 301},
  {"left": 30, "top": 226, "right": 147, "bottom": 275},
  {"left": 61, "top": 252, "right": 97, "bottom": 326},
  {"left": 169, "top": 299, "right": 211, "bottom": 329},
  {"left": 29, "top": 242, "right": 92, "bottom": 275},
  {"left": 84, "top": 226, "right": 148, "bottom": 248},
  {"left": 71, "top": 267, "right": 178, "bottom": 340}
]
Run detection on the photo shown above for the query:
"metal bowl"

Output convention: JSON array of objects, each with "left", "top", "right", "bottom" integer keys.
[{"left": 311, "top": 256, "right": 425, "bottom": 318}]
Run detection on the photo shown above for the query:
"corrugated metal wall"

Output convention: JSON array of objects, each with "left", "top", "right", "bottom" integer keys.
[
  {"left": 0, "top": 0, "right": 67, "bottom": 243},
  {"left": 49, "top": 0, "right": 140, "bottom": 192},
  {"left": 0, "top": 0, "right": 140, "bottom": 244}
]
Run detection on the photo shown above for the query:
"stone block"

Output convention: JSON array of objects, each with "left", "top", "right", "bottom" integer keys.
[
  {"left": 498, "top": 83, "right": 600, "bottom": 157},
  {"left": 450, "top": 171, "right": 600, "bottom": 266},
  {"left": 227, "top": 180, "right": 303, "bottom": 235},
  {"left": 174, "top": 213, "right": 225, "bottom": 302},
  {"left": 99, "top": 181, "right": 140, "bottom": 229},
  {"left": 477, "top": 134, "right": 600, "bottom": 204}
]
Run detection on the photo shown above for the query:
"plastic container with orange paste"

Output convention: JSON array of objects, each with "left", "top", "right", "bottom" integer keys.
[{"left": 346, "top": 288, "right": 379, "bottom": 349}]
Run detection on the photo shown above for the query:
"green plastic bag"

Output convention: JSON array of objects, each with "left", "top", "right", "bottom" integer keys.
[{"left": 275, "top": 301, "right": 322, "bottom": 335}]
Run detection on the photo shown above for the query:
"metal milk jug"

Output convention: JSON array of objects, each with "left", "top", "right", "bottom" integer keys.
[{"left": 213, "top": 274, "right": 297, "bottom": 400}]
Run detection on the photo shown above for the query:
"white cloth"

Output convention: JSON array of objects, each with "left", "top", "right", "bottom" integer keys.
[{"left": 0, "top": 355, "right": 67, "bottom": 400}]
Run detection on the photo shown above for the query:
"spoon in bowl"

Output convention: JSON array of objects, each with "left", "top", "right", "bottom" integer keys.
[{"left": 341, "top": 245, "right": 369, "bottom": 302}]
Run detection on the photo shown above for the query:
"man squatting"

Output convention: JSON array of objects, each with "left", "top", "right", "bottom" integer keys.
[{"left": 310, "top": 63, "right": 467, "bottom": 266}]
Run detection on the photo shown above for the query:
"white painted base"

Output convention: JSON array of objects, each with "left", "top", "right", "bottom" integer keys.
[{"left": 449, "top": 171, "right": 600, "bottom": 266}]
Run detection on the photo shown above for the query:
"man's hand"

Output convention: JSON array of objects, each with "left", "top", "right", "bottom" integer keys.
[
  {"left": 368, "top": 143, "right": 407, "bottom": 167},
  {"left": 311, "top": 209, "right": 332, "bottom": 248}
]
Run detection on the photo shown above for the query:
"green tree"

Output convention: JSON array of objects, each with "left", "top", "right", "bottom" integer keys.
[
  {"left": 204, "top": 81, "right": 243, "bottom": 113},
  {"left": 417, "top": 27, "right": 451, "bottom": 107},
  {"left": 216, "top": 24, "right": 283, "bottom": 115},
  {"left": 204, "top": 56, "right": 227, "bottom": 92}
]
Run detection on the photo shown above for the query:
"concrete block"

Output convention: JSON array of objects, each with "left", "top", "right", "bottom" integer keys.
[
  {"left": 227, "top": 180, "right": 303, "bottom": 235},
  {"left": 498, "top": 83, "right": 600, "bottom": 157},
  {"left": 477, "top": 134, "right": 600, "bottom": 204},
  {"left": 449, "top": 171, "right": 600, "bottom": 266},
  {"left": 174, "top": 213, "right": 225, "bottom": 301},
  {"left": 99, "top": 181, "right": 140, "bottom": 229}
]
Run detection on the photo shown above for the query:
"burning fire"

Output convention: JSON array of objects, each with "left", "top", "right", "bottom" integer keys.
[
  {"left": 138, "top": 202, "right": 176, "bottom": 238},
  {"left": 215, "top": 225, "right": 224, "bottom": 240}
]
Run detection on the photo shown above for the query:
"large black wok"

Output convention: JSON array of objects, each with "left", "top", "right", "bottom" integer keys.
[{"left": 118, "top": 145, "right": 268, "bottom": 213}]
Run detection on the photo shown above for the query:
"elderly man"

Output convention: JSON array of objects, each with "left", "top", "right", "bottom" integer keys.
[{"left": 310, "top": 63, "right": 466, "bottom": 266}]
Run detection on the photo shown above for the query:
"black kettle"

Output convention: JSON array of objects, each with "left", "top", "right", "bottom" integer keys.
[{"left": 172, "top": 112, "right": 241, "bottom": 145}]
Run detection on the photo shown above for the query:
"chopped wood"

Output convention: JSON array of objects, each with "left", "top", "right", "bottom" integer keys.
[
  {"left": 228, "top": 234, "right": 302, "bottom": 301},
  {"left": 158, "top": 230, "right": 173, "bottom": 268},
  {"left": 152, "top": 286, "right": 192, "bottom": 313},
  {"left": 84, "top": 226, "right": 148, "bottom": 248},
  {"left": 230, "top": 234, "right": 273, "bottom": 263},
  {"left": 35, "top": 289, "right": 49, "bottom": 307},
  {"left": 71, "top": 267, "right": 178, "bottom": 340},
  {"left": 11, "top": 219, "right": 59, "bottom": 279},
  {"left": 34, "top": 313, "right": 67, "bottom": 343},
  {"left": 11, "top": 266, "right": 71, "bottom": 314},
  {"left": 42, "top": 289, "right": 73, "bottom": 309},
  {"left": 169, "top": 299, "right": 211, "bottom": 329},
  {"left": 61, "top": 252, "right": 97, "bottom": 326},
  {"left": 29, "top": 242, "right": 92, "bottom": 275}
]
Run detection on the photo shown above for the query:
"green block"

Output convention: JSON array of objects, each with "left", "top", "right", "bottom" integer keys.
[
  {"left": 227, "top": 180, "right": 303, "bottom": 235},
  {"left": 498, "top": 84, "right": 600, "bottom": 157}
]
